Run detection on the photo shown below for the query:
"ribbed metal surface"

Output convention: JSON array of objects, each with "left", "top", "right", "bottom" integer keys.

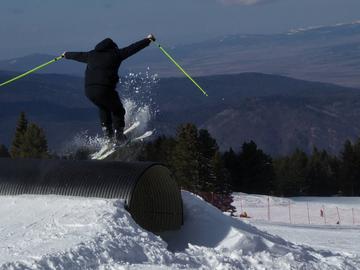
[
  {"left": 0, "top": 158, "right": 183, "bottom": 232},
  {"left": 130, "top": 165, "right": 183, "bottom": 232}
]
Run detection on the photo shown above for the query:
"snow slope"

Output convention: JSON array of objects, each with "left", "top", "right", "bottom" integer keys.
[
  {"left": 0, "top": 192, "right": 359, "bottom": 269},
  {"left": 232, "top": 193, "right": 360, "bottom": 256},
  {"left": 232, "top": 193, "right": 360, "bottom": 226}
]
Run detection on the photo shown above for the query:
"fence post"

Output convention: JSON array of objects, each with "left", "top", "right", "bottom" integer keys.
[
  {"left": 288, "top": 200, "right": 292, "bottom": 224},
  {"left": 240, "top": 198, "right": 243, "bottom": 214},
  {"left": 336, "top": 207, "right": 341, "bottom": 224},
  {"left": 267, "top": 196, "right": 271, "bottom": 221},
  {"left": 352, "top": 208, "right": 355, "bottom": 225},
  {"left": 307, "top": 202, "right": 310, "bottom": 225},
  {"left": 323, "top": 205, "right": 327, "bottom": 225}
]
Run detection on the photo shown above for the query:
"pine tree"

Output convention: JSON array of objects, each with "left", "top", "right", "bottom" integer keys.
[
  {"left": 274, "top": 149, "right": 308, "bottom": 196},
  {"left": 340, "top": 139, "right": 360, "bottom": 196},
  {"left": 172, "top": 123, "right": 200, "bottom": 191},
  {"left": 351, "top": 138, "right": 360, "bottom": 196},
  {"left": 198, "top": 129, "right": 218, "bottom": 191},
  {"left": 0, "top": 144, "right": 10, "bottom": 158},
  {"left": 198, "top": 129, "right": 218, "bottom": 159},
  {"left": 306, "top": 148, "right": 336, "bottom": 196},
  {"left": 139, "top": 135, "right": 176, "bottom": 168},
  {"left": 236, "top": 141, "right": 274, "bottom": 194},
  {"left": 212, "top": 151, "right": 231, "bottom": 194},
  {"left": 10, "top": 112, "right": 28, "bottom": 158},
  {"left": 18, "top": 123, "right": 49, "bottom": 159},
  {"left": 223, "top": 148, "right": 240, "bottom": 190}
]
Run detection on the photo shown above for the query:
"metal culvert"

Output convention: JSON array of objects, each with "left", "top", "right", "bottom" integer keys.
[{"left": 0, "top": 158, "right": 183, "bottom": 233}]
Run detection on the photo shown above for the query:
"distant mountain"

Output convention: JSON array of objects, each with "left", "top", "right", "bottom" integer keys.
[
  {"left": 134, "top": 20, "right": 360, "bottom": 88},
  {"left": 0, "top": 54, "right": 86, "bottom": 77},
  {"left": 1, "top": 71, "right": 360, "bottom": 155},
  {"left": 0, "top": 51, "right": 159, "bottom": 77},
  {"left": 154, "top": 73, "right": 360, "bottom": 155},
  {"left": 3, "top": 21, "right": 359, "bottom": 88}
]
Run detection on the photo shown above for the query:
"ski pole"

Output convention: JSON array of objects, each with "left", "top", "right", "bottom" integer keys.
[
  {"left": 152, "top": 41, "right": 208, "bottom": 97},
  {"left": 0, "top": 55, "right": 64, "bottom": 87}
]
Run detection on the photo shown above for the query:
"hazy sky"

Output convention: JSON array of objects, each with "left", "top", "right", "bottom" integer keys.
[{"left": 0, "top": 0, "right": 360, "bottom": 59}]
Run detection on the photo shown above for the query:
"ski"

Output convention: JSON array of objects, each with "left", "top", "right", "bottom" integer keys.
[
  {"left": 90, "top": 121, "right": 140, "bottom": 160},
  {"left": 96, "top": 130, "right": 155, "bottom": 160},
  {"left": 131, "top": 130, "right": 154, "bottom": 142},
  {"left": 124, "top": 121, "right": 140, "bottom": 135}
]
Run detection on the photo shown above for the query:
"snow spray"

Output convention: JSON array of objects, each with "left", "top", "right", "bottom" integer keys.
[{"left": 60, "top": 69, "right": 159, "bottom": 157}]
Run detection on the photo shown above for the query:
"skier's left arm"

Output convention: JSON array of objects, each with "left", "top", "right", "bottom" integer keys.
[
  {"left": 64, "top": 52, "right": 89, "bottom": 63},
  {"left": 119, "top": 35, "right": 155, "bottom": 60}
]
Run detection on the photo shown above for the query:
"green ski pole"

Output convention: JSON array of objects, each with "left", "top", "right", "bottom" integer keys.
[
  {"left": 0, "top": 55, "right": 64, "bottom": 87},
  {"left": 153, "top": 41, "right": 208, "bottom": 97}
]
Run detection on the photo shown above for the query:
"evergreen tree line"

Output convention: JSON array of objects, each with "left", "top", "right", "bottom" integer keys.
[
  {"left": 138, "top": 123, "right": 235, "bottom": 213},
  {"left": 139, "top": 123, "right": 231, "bottom": 194},
  {"left": 1, "top": 114, "right": 360, "bottom": 198},
  {"left": 0, "top": 112, "right": 48, "bottom": 159},
  {"left": 274, "top": 143, "right": 360, "bottom": 197},
  {"left": 140, "top": 123, "right": 360, "bottom": 197}
]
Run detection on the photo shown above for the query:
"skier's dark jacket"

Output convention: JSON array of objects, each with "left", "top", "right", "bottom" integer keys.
[{"left": 65, "top": 38, "right": 151, "bottom": 88}]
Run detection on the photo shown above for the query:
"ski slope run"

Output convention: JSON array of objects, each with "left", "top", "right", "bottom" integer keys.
[
  {"left": 232, "top": 193, "right": 360, "bottom": 256},
  {"left": 0, "top": 192, "right": 359, "bottom": 269}
]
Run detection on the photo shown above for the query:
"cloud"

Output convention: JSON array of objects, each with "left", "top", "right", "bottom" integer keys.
[{"left": 218, "top": 0, "right": 277, "bottom": 6}]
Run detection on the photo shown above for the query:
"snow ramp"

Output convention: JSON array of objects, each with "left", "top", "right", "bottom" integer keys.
[
  {"left": 0, "top": 192, "right": 359, "bottom": 269},
  {"left": 0, "top": 158, "right": 183, "bottom": 233}
]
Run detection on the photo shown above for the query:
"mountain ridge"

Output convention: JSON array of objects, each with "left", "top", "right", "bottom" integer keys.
[
  {"left": 1, "top": 71, "right": 360, "bottom": 155},
  {"left": 1, "top": 21, "right": 360, "bottom": 87}
]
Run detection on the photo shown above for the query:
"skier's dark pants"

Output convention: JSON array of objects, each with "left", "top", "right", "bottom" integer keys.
[{"left": 85, "top": 85, "right": 125, "bottom": 138}]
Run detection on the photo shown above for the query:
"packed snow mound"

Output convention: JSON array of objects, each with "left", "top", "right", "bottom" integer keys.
[{"left": 0, "top": 192, "right": 359, "bottom": 269}]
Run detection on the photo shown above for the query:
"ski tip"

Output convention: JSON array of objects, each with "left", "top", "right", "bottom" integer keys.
[
  {"left": 124, "top": 121, "right": 141, "bottom": 135},
  {"left": 143, "top": 131, "right": 153, "bottom": 136}
]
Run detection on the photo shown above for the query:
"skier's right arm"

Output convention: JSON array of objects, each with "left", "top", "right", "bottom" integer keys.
[
  {"left": 64, "top": 52, "right": 89, "bottom": 63},
  {"left": 118, "top": 39, "right": 151, "bottom": 61}
]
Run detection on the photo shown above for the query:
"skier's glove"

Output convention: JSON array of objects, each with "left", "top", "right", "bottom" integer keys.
[{"left": 147, "top": 34, "right": 156, "bottom": 42}]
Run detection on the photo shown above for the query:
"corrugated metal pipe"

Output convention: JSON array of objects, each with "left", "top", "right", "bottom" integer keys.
[{"left": 0, "top": 158, "right": 183, "bottom": 233}]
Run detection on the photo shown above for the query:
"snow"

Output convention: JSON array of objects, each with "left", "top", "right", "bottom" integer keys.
[
  {"left": 0, "top": 192, "right": 359, "bottom": 269},
  {"left": 232, "top": 193, "right": 360, "bottom": 225},
  {"left": 287, "top": 20, "right": 360, "bottom": 35},
  {"left": 60, "top": 70, "right": 158, "bottom": 157},
  {"left": 232, "top": 193, "right": 360, "bottom": 256}
]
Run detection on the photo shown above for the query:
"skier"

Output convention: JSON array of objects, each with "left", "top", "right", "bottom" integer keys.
[{"left": 63, "top": 34, "right": 156, "bottom": 144}]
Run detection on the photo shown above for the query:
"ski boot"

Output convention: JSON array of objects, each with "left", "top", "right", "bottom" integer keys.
[
  {"left": 114, "top": 128, "right": 128, "bottom": 147},
  {"left": 102, "top": 125, "right": 114, "bottom": 143}
]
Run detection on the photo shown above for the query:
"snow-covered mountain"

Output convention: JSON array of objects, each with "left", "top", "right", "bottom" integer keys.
[
  {"left": 1, "top": 21, "right": 360, "bottom": 87},
  {"left": 287, "top": 20, "right": 360, "bottom": 35},
  {"left": 0, "top": 191, "right": 358, "bottom": 269}
]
